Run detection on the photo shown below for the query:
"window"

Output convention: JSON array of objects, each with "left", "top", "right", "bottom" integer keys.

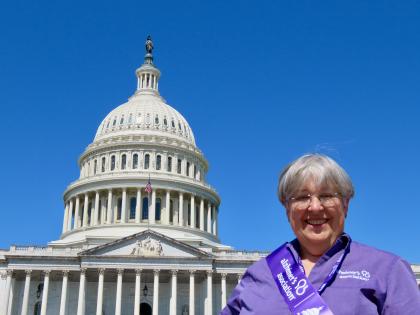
[
  {"left": 186, "top": 162, "right": 190, "bottom": 176},
  {"left": 133, "top": 154, "right": 138, "bottom": 169},
  {"left": 101, "top": 157, "right": 106, "bottom": 172},
  {"left": 117, "top": 198, "right": 122, "bottom": 220},
  {"left": 156, "top": 198, "right": 161, "bottom": 221},
  {"left": 167, "top": 156, "right": 172, "bottom": 172},
  {"left": 171, "top": 120, "right": 175, "bottom": 128},
  {"left": 121, "top": 154, "right": 127, "bottom": 170},
  {"left": 187, "top": 203, "right": 191, "bottom": 226},
  {"left": 194, "top": 165, "right": 197, "bottom": 179},
  {"left": 106, "top": 121, "right": 110, "bottom": 128},
  {"left": 120, "top": 116, "right": 124, "bottom": 124},
  {"left": 156, "top": 155, "right": 161, "bottom": 170},
  {"left": 130, "top": 197, "right": 136, "bottom": 219},
  {"left": 98, "top": 200, "right": 102, "bottom": 222},
  {"left": 170, "top": 200, "right": 174, "bottom": 223},
  {"left": 128, "top": 114, "right": 133, "bottom": 123},
  {"left": 94, "top": 160, "right": 97, "bottom": 175},
  {"left": 164, "top": 117, "right": 168, "bottom": 126},
  {"left": 33, "top": 301, "right": 41, "bottom": 315},
  {"left": 142, "top": 197, "right": 149, "bottom": 219},
  {"left": 177, "top": 159, "right": 182, "bottom": 174},
  {"left": 111, "top": 155, "right": 116, "bottom": 171},
  {"left": 155, "top": 115, "right": 159, "bottom": 124},
  {"left": 113, "top": 119, "right": 117, "bottom": 126},
  {"left": 195, "top": 205, "right": 200, "bottom": 228},
  {"left": 144, "top": 154, "right": 150, "bottom": 169}
]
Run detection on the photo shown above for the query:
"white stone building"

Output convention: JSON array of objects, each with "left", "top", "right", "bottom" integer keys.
[
  {"left": 0, "top": 38, "right": 419, "bottom": 315},
  {"left": 0, "top": 38, "right": 265, "bottom": 315}
]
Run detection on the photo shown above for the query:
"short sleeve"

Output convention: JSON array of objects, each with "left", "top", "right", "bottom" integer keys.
[
  {"left": 382, "top": 258, "right": 420, "bottom": 315},
  {"left": 220, "top": 271, "right": 255, "bottom": 315}
]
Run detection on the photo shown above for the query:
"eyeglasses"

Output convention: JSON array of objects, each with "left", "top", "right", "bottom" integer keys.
[{"left": 287, "top": 192, "right": 341, "bottom": 209}]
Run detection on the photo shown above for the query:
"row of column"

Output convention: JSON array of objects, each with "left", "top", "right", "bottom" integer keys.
[
  {"left": 3, "top": 269, "right": 241, "bottom": 315},
  {"left": 63, "top": 189, "right": 218, "bottom": 236}
]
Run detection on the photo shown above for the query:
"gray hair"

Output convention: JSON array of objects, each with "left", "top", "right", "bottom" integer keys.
[{"left": 278, "top": 154, "right": 355, "bottom": 205}]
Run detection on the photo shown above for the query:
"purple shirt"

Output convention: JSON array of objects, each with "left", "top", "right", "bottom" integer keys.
[{"left": 221, "top": 234, "right": 420, "bottom": 314}]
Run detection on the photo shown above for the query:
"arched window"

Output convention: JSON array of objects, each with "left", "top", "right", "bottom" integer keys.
[
  {"left": 144, "top": 154, "right": 150, "bottom": 169},
  {"left": 94, "top": 160, "right": 97, "bottom": 175},
  {"left": 142, "top": 197, "right": 149, "bottom": 219},
  {"left": 120, "top": 116, "right": 124, "bottom": 124},
  {"left": 186, "top": 162, "right": 190, "bottom": 176},
  {"left": 155, "top": 115, "right": 159, "bottom": 124},
  {"left": 117, "top": 198, "right": 122, "bottom": 220},
  {"left": 111, "top": 155, "right": 116, "bottom": 171},
  {"left": 167, "top": 156, "right": 172, "bottom": 172},
  {"left": 171, "top": 120, "right": 175, "bottom": 128},
  {"left": 113, "top": 118, "right": 117, "bottom": 126},
  {"left": 187, "top": 203, "right": 191, "bottom": 226},
  {"left": 121, "top": 154, "right": 127, "bottom": 170},
  {"left": 156, "top": 155, "right": 161, "bottom": 170},
  {"left": 130, "top": 197, "right": 136, "bottom": 219},
  {"left": 170, "top": 200, "right": 174, "bottom": 223},
  {"left": 164, "top": 117, "right": 168, "bottom": 126},
  {"left": 156, "top": 198, "right": 161, "bottom": 221},
  {"left": 133, "top": 154, "right": 138, "bottom": 169},
  {"left": 101, "top": 157, "right": 106, "bottom": 172},
  {"left": 195, "top": 205, "right": 200, "bottom": 228},
  {"left": 177, "top": 159, "right": 182, "bottom": 174}
]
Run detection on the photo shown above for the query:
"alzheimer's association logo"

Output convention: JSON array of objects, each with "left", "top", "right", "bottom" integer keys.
[{"left": 298, "top": 307, "right": 323, "bottom": 315}]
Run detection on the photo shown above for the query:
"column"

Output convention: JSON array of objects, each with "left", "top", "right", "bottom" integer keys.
[
  {"left": 190, "top": 195, "right": 195, "bottom": 228},
  {"left": 107, "top": 190, "right": 113, "bottom": 224},
  {"left": 82, "top": 193, "right": 89, "bottom": 227},
  {"left": 165, "top": 190, "right": 171, "bottom": 225},
  {"left": 67, "top": 199, "right": 74, "bottom": 231},
  {"left": 121, "top": 188, "right": 127, "bottom": 223},
  {"left": 96, "top": 269, "right": 105, "bottom": 315},
  {"left": 189, "top": 270, "right": 195, "bottom": 315},
  {"left": 207, "top": 203, "right": 212, "bottom": 233},
  {"left": 212, "top": 206, "right": 217, "bottom": 236},
  {"left": 75, "top": 196, "right": 80, "bottom": 228},
  {"left": 221, "top": 273, "right": 227, "bottom": 310},
  {"left": 20, "top": 270, "right": 31, "bottom": 315},
  {"left": 59, "top": 271, "right": 69, "bottom": 315},
  {"left": 134, "top": 269, "right": 142, "bottom": 315},
  {"left": 149, "top": 190, "right": 156, "bottom": 224},
  {"left": 178, "top": 192, "right": 184, "bottom": 226},
  {"left": 206, "top": 271, "right": 213, "bottom": 315},
  {"left": 2, "top": 270, "right": 13, "bottom": 315},
  {"left": 115, "top": 269, "right": 123, "bottom": 315},
  {"left": 237, "top": 273, "right": 242, "bottom": 284},
  {"left": 77, "top": 269, "right": 86, "bottom": 315},
  {"left": 62, "top": 202, "right": 69, "bottom": 233},
  {"left": 152, "top": 270, "right": 159, "bottom": 315},
  {"left": 200, "top": 199, "right": 205, "bottom": 231},
  {"left": 94, "top": 191, "right": 100, "bottom": 225},
  {"left": 135, "top": 189, "right": 141, "bottom": 223},
  {"left": 170, "top": 270, "right": 177, "bottom": 315},
  {"left": 40, "top": 271, "right": 51, "bottom": 315}
]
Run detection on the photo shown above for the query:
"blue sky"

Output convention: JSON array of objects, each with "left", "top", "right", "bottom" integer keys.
[{"left": 0, "top": 0, "right": 419, "bottom": 262}]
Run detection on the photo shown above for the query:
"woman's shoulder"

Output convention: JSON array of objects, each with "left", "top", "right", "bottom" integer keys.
[{"left": 349, "top": 240, "right": 407, "bottom": 265}]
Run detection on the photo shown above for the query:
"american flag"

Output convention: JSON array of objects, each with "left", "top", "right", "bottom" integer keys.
[{"left": 145, "top": 178, "right": 152, "bottom": 194}]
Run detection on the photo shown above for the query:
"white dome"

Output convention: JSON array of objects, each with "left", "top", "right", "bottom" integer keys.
[{"left": 94, "top": 93, "right": 196, "bottom": 146}]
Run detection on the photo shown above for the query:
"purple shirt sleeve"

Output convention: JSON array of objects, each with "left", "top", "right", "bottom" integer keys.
[{"left": 382, "top": 257, "right": 420, "bottom": 315}]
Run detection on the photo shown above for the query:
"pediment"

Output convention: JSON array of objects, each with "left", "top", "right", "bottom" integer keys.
[{"left": 79, "top": 230, "right": 212, "bottom": 259}]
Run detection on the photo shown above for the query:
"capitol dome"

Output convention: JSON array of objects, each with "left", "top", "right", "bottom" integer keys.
[{"left": 54, "top": 37, "right": 222, "bottom": 248}]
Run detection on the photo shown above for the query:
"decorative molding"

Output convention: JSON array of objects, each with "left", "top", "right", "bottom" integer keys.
[{"left": 98, "top": 268, "right": 105, "bottom": 276}]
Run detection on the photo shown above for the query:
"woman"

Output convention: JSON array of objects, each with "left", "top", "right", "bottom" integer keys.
[{"left": 221, "top": 154, "right": 420, "bottom": 315}]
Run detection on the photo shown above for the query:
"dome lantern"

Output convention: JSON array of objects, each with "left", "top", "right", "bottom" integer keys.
[{"left": 135, "top": 35, "right": 161, "bottom": 96}]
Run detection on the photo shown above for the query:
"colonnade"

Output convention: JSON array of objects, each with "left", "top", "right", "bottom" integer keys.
[
  {"left": 1, "top": 269, "right": 242, "bottom": 315},
  {"left": 62, "top": 188, "right": 219, "bottom": 236}
]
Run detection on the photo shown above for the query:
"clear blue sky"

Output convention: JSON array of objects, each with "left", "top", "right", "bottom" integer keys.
[{"left": 0, "top": 0, "right": 419, "bottom": 263}]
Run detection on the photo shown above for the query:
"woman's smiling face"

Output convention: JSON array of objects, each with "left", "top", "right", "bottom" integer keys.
[{"left": 286, "top": 178, "right": 349, "bottom": 256}]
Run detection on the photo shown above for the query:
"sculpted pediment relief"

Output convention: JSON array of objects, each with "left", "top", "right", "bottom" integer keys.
[{"left": 79, "top": 230, "right": 211, "bottom": 259}]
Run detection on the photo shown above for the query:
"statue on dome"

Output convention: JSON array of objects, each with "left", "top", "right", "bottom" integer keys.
[{"left": 145, "top": 35, "right": 154, "bottom": 54}]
